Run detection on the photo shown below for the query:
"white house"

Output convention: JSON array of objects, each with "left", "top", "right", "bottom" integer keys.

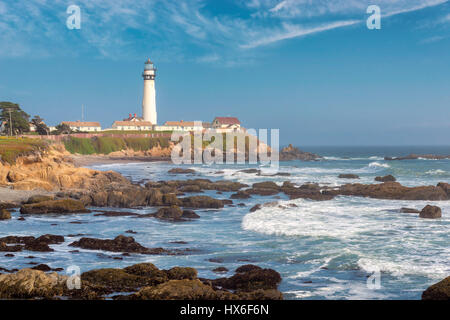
[
  {"left": 111, "top": 120, "right": 153, "bottom": 131},
  {"left": 61, "top": 121, "right": 102, "bottom": 132},
  {"left": 155, "top": 120, "right": 203, "bottom": 132},
  {"left": 211, "top": 117, "right": 241, "bottom": 132}
]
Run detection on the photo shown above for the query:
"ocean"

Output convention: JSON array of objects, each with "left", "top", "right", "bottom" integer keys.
[{"left": 1, "top": 146, "right": 449, "bottom": 300}]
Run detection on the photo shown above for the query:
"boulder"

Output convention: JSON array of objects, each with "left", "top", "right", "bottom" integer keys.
[
  {"left": 123, "top": 263, "right": 167, "bottom": 283},
  {"left": 154, "top": 206, "right": 183, "bottom": 221},
  {"left": 230, "top": 191, "right": 251, "bottom": 199},
  {"left": 399, "top": 208, "right": 420, "bottom": 214},
  {"left": 328, "top": 182, "right": 449, "bottom": 201},
  {"left": 134, "top": 279, "right": 225, "bottom": 300},
  {"left": 166, "top": 267, "right": 197, "bottom": 280},
  {"left": 437, "top": 182, "right": 450, "bottom": 198},
  {"left": 0, "top": 202, "right": 17, "bottom": 210},
  {"left": 419, "top": 205, "right": 442, "bottom": 219},
  {"left": 25, "top": 195, "right": 55, "bottom": 204},
  {"left": 422, "top": 276, "right": 450, "bottom": 300},
  {"left": 20, "top": 199, "right": 90, "bottom": 215},
  {"left": 181, "top": 196, "right": 224, "bottom": 209},
  {"left": 168, "top": 168, "right": 196, "bottom": 174},
  {"left": 375, "top": 175, "right": 396, "bottom": 182},
  {"left": 0, "top": 269, "right": 66, "bottom": 299},
  {"left": 69, "top": 235, "right": 169, "bottom": 254},
  {"left": 212, "top": 265, "right": 281, "bottom": 292},
  {"left": 0, "top": 209, "right": 11, "bottom": 220},
  {"left": 252, "top": 181, "right": 279, "bottom": 190},
  {"left": 213, "top": 267, "right": 228, "bottom": 273},
  {"left": 279, "top": 144, "right": 322, "bottom": 161},
  {"left": 338, "top": 174, "right": 360, "bottom": 179},
  {"left": 81, "top": 268, "right": 156, "bottom": 292},
  {"left": 181, "top": 210, "right": 200, "bottom": 219}
]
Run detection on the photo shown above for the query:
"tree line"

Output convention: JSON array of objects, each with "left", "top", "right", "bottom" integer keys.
[{"left": 0, "top": 101, "right": 73, "bottom": 135}]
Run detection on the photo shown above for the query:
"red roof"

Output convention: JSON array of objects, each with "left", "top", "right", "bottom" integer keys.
[{"left": 213, "top": 117, "right": 240, "bottom": 125}]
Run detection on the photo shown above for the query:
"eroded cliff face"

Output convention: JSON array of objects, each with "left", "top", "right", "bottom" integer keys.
[
  {"left": 0, "top": 144, "right": 129, "bottom": 192},
  {"left": 107, "top": 144, "right": 174, "bottom": 158}
]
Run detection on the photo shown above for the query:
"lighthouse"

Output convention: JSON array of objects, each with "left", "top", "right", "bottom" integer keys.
[{"left": 142, "top": 58, "right": 157, "bottom": 124}]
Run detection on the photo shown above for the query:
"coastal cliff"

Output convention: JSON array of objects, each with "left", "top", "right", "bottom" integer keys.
[{"left": 0, "top": 143, "right": 129, "bottom": 192}]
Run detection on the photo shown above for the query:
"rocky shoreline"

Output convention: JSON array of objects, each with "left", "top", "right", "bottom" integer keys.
[
  {"left": 0, "top": 262, "right": 283, "bottom": 300},
  {"left": 0, "top": 145, "right": 449, "bottom": 300}
]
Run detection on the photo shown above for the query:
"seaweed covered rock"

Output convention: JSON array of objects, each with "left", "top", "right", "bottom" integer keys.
[
  {"left": 338, "top": 174, "right": 360, "bottom": 179},
  {"left": 422, "top": 276, "right": 450, "bottom": 300},
  {"left": 212, "top": 265, "right": 281, "bottom": 292},
  {"left": 168, "top": 168, "right": 196, "bottom": 174},
  {"left": 24, "top": 195, "right": 55, "bottom": 204},
  {"left": 181, "top": 196, "right": 224, "bottom": 209},
  {"left": 375, "top": 175, "right": 396, "bottom": 182},
  {"left": 20, "top": 199, "right": 90, "bottom": 215},
  {"left": 230, "top": 191, "right": 251, "bottom": 199},
  {"left": 166, "top": 267, "right": 197, "bottom": 280},
  {"left": 154, "top": 206, "right": 183, "bottom": 221},
  {"left": 81, "top": 268, "right": 156, "bottom": 292},
  {"left": 0, "top": 234, "right": 64, "bottom": 252},
  {"left": 327, "top": 182, "right": 449, "bottom": 201},
  {"left": 133, "top": 279, "right": 229, "bottom": 300},
  {"left": 279, "top": 144, "right": 321, "bottom": 161},
  {"left": 0, "top": 209, "right": 11, "bottom": 220},
  {"left": 419, "top": 205, "right": 442, "bottom": 219},
  {"left": 123, "top": 263, "right": 167, "bottom": 284},
  {"left": 69, "top": 235, "right": 169, "bottom": 254}
]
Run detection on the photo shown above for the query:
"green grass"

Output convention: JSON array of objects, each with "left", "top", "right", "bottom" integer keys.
[
  {"left": 99, "top": 130, "right": 173, "bottom": 135},
  {"left": 63, "top": 136, "right": 171, "bottom": 155},
  {"left": 0, "top": 137, "right": 48, "bottom": 164}
]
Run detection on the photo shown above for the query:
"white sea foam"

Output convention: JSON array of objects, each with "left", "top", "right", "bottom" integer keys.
[
  {"left": 425, "top": 169, "right": 446, "bottom": 175},
  {"left": 242, "top": 197, "right": 450, "bottom": 279},
  {"left": 324, "top": 156, "right": 384, "bottom": 161},
  {"left": 368, "top": 162, "right": 390, "bottom": 169}
]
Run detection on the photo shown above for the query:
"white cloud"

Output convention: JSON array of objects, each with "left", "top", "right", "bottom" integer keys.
[
  {"left": 242, "top": 20, "right": 360, "bottom": 49},
  {"left": 0, "top": 0, "right": 447, "bottom": 61}
]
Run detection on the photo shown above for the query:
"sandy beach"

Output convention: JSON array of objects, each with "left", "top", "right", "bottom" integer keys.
[
  {"left": 70, "top": 154, "right": 171, "bottom": 167},
  {"left": 0, "top": 187, "right": 55, "bottom": 204}
]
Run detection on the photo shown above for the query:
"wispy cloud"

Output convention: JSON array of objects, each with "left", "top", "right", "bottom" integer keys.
[
  {"left": 0, "top": 0, "right": 447, "bottom": 62},
  {"left": 241, "top": 20, "right": 359, "bottom": 49}
]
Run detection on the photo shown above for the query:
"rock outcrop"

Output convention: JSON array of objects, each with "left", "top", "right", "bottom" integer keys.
[
  {"left": 0, "top": 234, "right": 64, "bottom": 253},
  {"left": 0, "top": 261, "right": 282, "bottom": 300},
  {"left": 422, "top": 276, "right": 450, "bottom": 300},
  {"left": 20, "top": 199, "right": 90, "bottom": 215},
  {"left": 279, "top": 144, "right": 321, "bottom": 161},
  {"left": 338, "top": 174, "right": 360, "bottom": 179},
  {"left": 0, "top": 144, "right": 130, "bottom": 192},
  {"left": 68, "top": 235, "right": 170, "bottom": 255},
  {"left": 0, "top": 209, "right": 11, "bottom": 220},
  {"left": 326, "top": 182, "right": 449, "bottom": 201},
  {"left": 385, "top": 154, "right": 450, "bottom": 161},
  {"left": 375, "top": 175, "right": 396, "bottom": 182},
  {"left": 419, "top": 205, "right": 442, "bottom": 219},
  {"left": 0, "top": 269, "right": 67, "bottom": 299}
]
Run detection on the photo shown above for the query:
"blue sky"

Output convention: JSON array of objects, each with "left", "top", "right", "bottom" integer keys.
[{"left": 0, "top": 0, "right": 449, "bottom": 146}]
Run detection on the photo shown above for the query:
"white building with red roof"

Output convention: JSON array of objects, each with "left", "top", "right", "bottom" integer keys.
[
  {"left": 212, "top": 117, "right": 241, "bottom": 132},
  {"left": 61, "top": 120, "right": 102, "bottom": 132}
]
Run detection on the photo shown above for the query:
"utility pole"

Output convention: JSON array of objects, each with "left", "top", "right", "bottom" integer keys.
[{"left": 4, "top": 108, "right": 13, "bottom": 136}]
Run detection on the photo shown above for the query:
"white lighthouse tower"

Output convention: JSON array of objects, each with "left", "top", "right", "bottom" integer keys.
[{"left": 142, "top": 58, "right": 157, "bottom": 124}]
